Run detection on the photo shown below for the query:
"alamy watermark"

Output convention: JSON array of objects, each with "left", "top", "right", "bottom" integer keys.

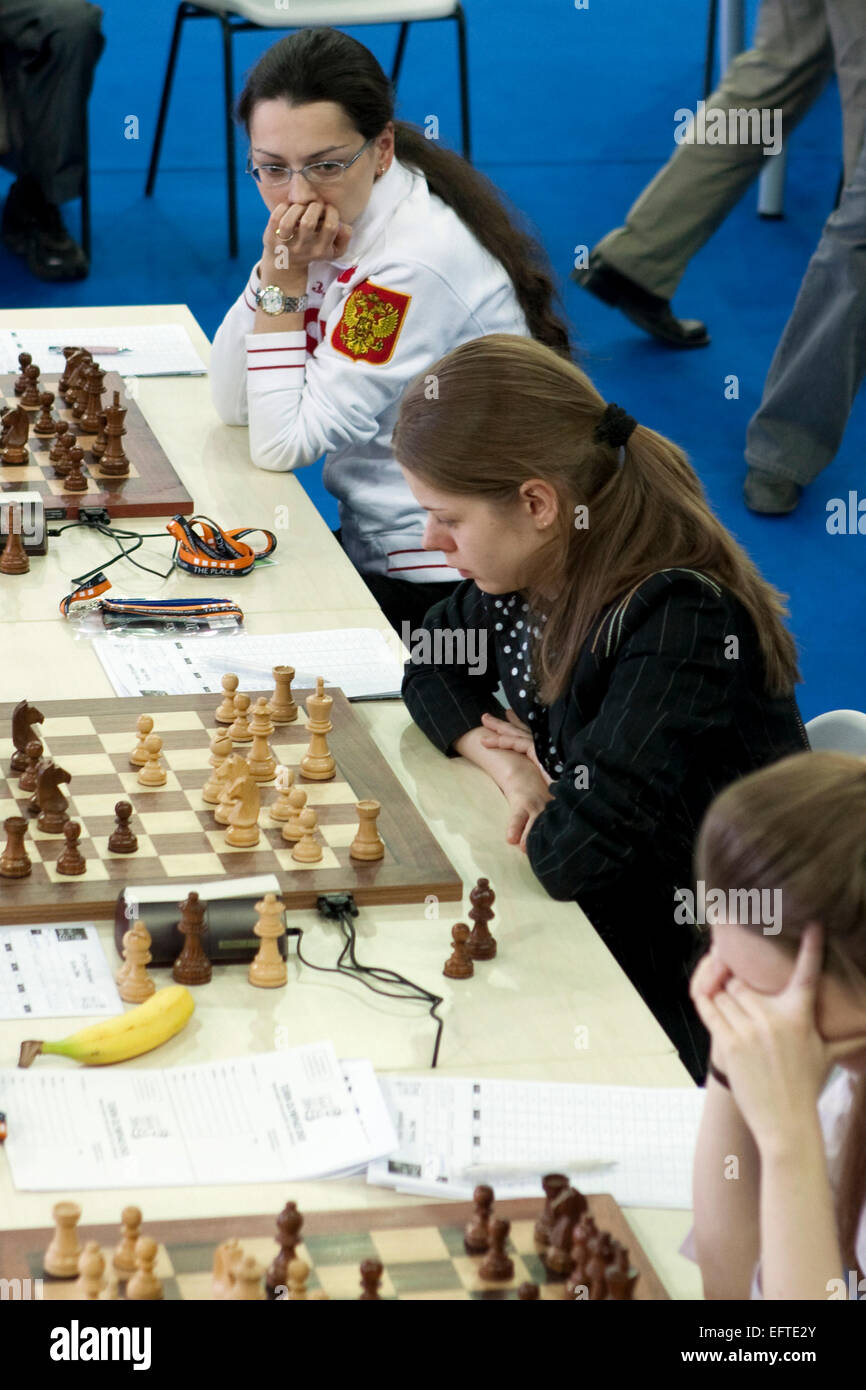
[
  {"left": 674, "top": 882, "right": 782, "bottom": 934},
  {"left": 401, "top": 622, "right": 487, "bottom": 676},
  {"left": 674, "top": 101, "right": 782, "bottom": 157}
]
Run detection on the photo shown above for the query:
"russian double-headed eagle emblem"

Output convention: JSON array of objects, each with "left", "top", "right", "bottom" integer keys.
[{"left": 331, "top": 279, "right": 411, "bottom": 364}]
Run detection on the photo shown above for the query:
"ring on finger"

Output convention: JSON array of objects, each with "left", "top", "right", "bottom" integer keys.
[{"left": 276, "top": 228, "right": 295, "bottom": 242}]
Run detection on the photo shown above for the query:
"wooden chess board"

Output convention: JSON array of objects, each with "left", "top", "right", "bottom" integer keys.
[
  {"left": 0, "top": 372, "right": 193, "bottom": 519},
  {"left": 0, "top": 1196, "right": 670, "bottom": 1300},
  {"left": 0, "top": 691, "right": 462, "bottom": 924}
]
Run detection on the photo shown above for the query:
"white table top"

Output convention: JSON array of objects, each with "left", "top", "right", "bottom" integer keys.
[{"left": 0, "top": 305, "right": 702, "bottom": 1300}]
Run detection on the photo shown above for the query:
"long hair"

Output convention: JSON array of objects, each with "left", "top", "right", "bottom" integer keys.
[
  {"left": 392, "top": 333, "right": 800, "bottom": 704},
  {"left": 235, "top": 27, "right": 571, "bottom": 358},
  {"left": 696, "top": 751, "right": 866, "bottom": 1284}
]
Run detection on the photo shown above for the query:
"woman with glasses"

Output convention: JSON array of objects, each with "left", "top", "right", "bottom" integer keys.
[{"left": 209, "top": 27, "right": 571, "bottom": 634}]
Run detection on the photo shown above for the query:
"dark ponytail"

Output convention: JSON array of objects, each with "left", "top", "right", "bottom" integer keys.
[{"left": 236, "top": 27, "right": 572, "bottom": 358}]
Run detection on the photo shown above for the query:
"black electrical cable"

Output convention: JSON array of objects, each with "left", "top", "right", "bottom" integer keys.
[
  {"left": 298, "top": 893, "right": 445, "bottom": 1068},
  {"left": 52, "top": 518, "right": 178, "bottom": 583}
]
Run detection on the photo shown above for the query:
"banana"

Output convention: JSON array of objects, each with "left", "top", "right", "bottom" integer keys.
[{"left": 18, "top": 985, "right": 195, "bottom": 1068}]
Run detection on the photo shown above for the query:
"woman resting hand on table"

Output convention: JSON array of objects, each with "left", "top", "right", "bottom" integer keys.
[
  {"left": 208, "top": 26, "right": 571, "bottom": 636},
  {"left": 686, "top": 753, "right": 866, "bottom": 1300},
  {"left": 395, "top": 333, "right": 808, "bottom": 1083}
]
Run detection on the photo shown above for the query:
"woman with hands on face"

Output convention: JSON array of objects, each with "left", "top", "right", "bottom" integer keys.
[
  {"left": 396, "top": 333, "right": 809, "bottom": 1084},
  {"left": 209, "top": 26, "right": 571, "bottom": 635},
  {"left": 687, "top": 751, "right": 866, "bottom": 1300}
]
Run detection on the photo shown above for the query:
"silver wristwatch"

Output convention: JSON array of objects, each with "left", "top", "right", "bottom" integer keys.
[{"left": 255, "top": 284, "right": 308, "bottom": 315}]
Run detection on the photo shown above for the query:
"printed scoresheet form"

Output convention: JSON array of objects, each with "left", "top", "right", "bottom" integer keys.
[
  {"left": 0, "top": 923, "right": 120, "bottom": 1021},
  {"left": 0, "top": 1045, "right": 396, "bottom": 1190}
]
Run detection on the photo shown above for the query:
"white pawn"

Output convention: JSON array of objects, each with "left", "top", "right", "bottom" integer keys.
[
  {"left": 269, "top": 766, "right": 294, "bottom": 821},
  {"left": 280, "top": 785, "right": 307, "bottom": 843},
  {"left": 137, "top": 733, "right": 166, "bottom": 787},
  {"left": 229, "top": 692, "right": 252, "bottom": 743},
  {"left": 126, "top": 1235, "right": 163, "bottom": 1301},
  {"left": 118, "top": 922, "right": 154, "bottom": 1003},
  {"left": 287, "top": 1257, "right": 310, "bottom": 1300},
  {"left": 229, "top": 1253, "right": 265, "bottom": 1300},
  {"left": 291, "top": 807, "right": 323, "bottom": 863},
  {"left": 44, "top": 1201, "right": 82, "bottom": 1278},
  {"left": 76, "top": 1242, "right": 106, "bottom": 1300},
  {"left": 129, "top": 713, "right": 154, "bottom": 767},
  {"left": 202, "top": 733, "right": 232, "bottom": 804},
  {"left": 215, "top": 673, "right": 239, "bottom": 724},
  {"left": 113, "top": 1205, "right": 142, "bottom": 1276}
]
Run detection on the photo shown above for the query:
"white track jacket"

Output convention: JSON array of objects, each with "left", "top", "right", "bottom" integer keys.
[{"left": 209, "top": 157, "right": 530, "bottom": 582}]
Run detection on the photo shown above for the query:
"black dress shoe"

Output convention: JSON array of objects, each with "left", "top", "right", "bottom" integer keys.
[
  {"left": 572, "top": 251, "right": 709, "bottom": 348},
  {"left": 1, "top": 179, "right": 89, "bottom": 282}
]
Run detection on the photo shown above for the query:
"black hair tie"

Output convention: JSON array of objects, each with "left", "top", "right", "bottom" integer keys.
[{"left": 593, "top": 402, "right": 638, "bottom": 449}]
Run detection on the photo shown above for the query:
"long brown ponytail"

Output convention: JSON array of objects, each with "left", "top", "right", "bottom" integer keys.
[{"left": 235, "top": 27, "right": 571, "bottom": 358}]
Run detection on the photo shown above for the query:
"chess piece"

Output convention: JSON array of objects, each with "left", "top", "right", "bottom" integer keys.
[
  {"left": 119, "top": 921, "right": 155, "bottom": 1003},
  {"left": 287, "top": 1257, "right": 310, "bottom": 1300},
  {"left": 202, "top": 734, "right": 232, "bottom": 803},
  {"left": 79, "top": 363, "right": 106, "bottom": 435},
  {"left": 14, "top": 351, "right": 32, "bottom": 395},
  {"left": 443, "top": 922, "right": 473, "bottom": 979},
  {"left": 50, "top": 419, "right": 74, "bottom": 470},
  {"left": 245, "top": 697, "right": 276, "bottom": 782},
  {"left": 10, "top": 699, "right": 44, "bottom": 773},
  {"left": 0, "top": 816, "right": 30, "bottom": 878},
  {"left": 280, "top": 785, "right": 307, "bottom": 843},
  {"left": 605, "top": 1245, "right": 639, "bottom": 1301},
  {"left": 61, "top": 349, "right": 93, "bottom": 407},
  {"left": 535, "top": 1173, "right": 571, "bottom": 1251},
  {"left": 34, "top": 761, "right": 72, "bottom": 833},
  {"left": 464, "top": 1184, "right": 494, "bottom": 1254},
  {"left": 349, "top": 799, "right": 385, "bottom": 862},
  {"left": 62, "top": 445, "right": 88, "bottom": 493},
  {"left": 214, "top": 673, "right": 239, "bottom": 724},
  {"left": 18, "top": 737, "right": 43, "bottom": 791},
  {"left": 108, "top": 800, "right": 138, "bottom": 853},
  {"left": 56, "top": 821, "right": 86, "bottom": 875},
  {"left": 113, "top": 1205, "right": 143, "bottom": 1276},
  {"left": 565, "top": 1220, "right": 592, "bottom": 1300},
  {"left": 90, "top": 411, "right": 108, "bottom": 461},
  {"left": 586, "top": 1232, "right": 614, "bottom": 1300},
  {"left": 137, "top": 733, "right": 167, "bottom": 787},
  {"left": 21, "top": 362, "right": 41, "bottom": 408},
  {"left": 76, "top": 1242, "right": 106, "bottom": 1300},
  {"left": 0, "top": 524, "right": 29, "bottom": 575},
  {"left": 291, "top": 807, "right": 322, "bottom": 863},
  {"left": 126, "top": 1235, "right": 163, "bottom": 1300},
  {"left": 229, "top": 1254, "right": 266, "bottom": 1300},
  {"left": 212, "top": 1239, "right": 242, "bottom": 1298},
  {"left": 97, "top": 391, "right": 129, "bottom": 476},
  {"left": 224, "top": 774, "right": 261, "bottom": 849},
  {"left": 228, "top": 691, "right": 252, "bottom": 743},
  {"left": 0, "top": 404, "right": 29, "bottom": 464},
  {"left": 266, "top": 1200, "right": 303, "bottom": 1297},
  {"left": 172, "top": 891, "right": 212, "bottom": 985},
  {"left": 545, "top": 1188, "right": 589, "bottom": 1277},
  {"left": 269, "top": 766, "right": 295, "bottom": 821},
  {"left": 129, "top": 713, "right": 154, "bottom": 766},
  {"left": 34, "top": 391, "right": 56, "bottom": 436},
  {"left": 269, "top": 664, "right": 298, "bottom": 724},
  {"left": 249, "top": 892, "right": 287, "bottom": 988},
  {"left": 478, "top": 1218, "right": 514, "bottom": 1281},
  {"left": 359, "top": 1257, "right": 383, "bottom": 1301},
  {"left": 300, "top": 677, "right": 336, "bottom": 780},
  {"left": 467, "top": 876, "right": 497, "bottom": 960},
  {"left": 44, "top": 1201, "right": 83, "bottom": 1277},
  {"left": 214, "top": 753, "right": 248, "bottom": 825},
  {"left": 518, "top": 1282, "right": 540, "bottom": 1300}
]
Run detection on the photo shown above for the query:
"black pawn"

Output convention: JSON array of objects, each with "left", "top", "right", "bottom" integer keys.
[
  {"left": 108, "top": 800, "right": 138, "bottom": 854},
  {"left": 56, "top": 821, "right": 86, "bottom": 876}
]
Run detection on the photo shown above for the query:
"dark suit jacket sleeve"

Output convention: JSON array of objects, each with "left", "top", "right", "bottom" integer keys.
[
  {"left": 526, "top": 578, "right": 742, "bottom": 901},
  {"left": 401, "top": 581, "right": 505, "bottom": 756}
]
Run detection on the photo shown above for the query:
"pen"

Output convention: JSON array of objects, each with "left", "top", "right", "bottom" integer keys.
[{"left": 47, "top": 345, "right": 132, "bottom": 354}]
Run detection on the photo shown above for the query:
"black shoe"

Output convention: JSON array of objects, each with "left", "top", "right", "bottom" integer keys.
[
  {"left": 743, "top": 468, "right": 801, "bottom": 514},
  {"left": 572, "top": 250, "right": 709, "bottom": 348},
  {"left": 1, "top": 179, "right": 89, "bottom": 282}
]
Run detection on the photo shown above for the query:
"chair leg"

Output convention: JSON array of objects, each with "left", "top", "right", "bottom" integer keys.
[
  {"left": 455, "top": 5, "right": 471, "bottom": 162},
  {"left": 145, "top": 2, "right": 189, "bottom": 198},
  {"left": 391, "top": 21, "right": 409, "bottom": 87},
  {"left": 221, "top": 14, "right": 238, "bottom": 259},
  {"left": 81, "top": 112, "right": 91, "bottom": 261},
  {"left": 703, "top": 0, "right": 718, "bottom": 98}
]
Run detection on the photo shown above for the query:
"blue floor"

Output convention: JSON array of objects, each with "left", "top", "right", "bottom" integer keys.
[{"left": 1, "top": 0, "right": 861, "bottom": 719}]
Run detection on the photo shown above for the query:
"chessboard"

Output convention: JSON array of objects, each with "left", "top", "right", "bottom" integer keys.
[
  {"left": 0, "top": 372, "right": 193, "bottom": 520},
  {"left": 0, "top": 1196, "right": 670, "bottom": 1300},
  {"left": 0, "top": 691, "right": 462, "bottom": 925}
]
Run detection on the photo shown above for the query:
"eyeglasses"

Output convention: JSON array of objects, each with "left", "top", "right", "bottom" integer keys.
[{"left": 245, "top": 138, "right": 374, "bottom": 189}]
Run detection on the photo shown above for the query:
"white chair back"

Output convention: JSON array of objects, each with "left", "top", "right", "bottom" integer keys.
[{"left": 805, "top": 709, "right": 866, "bottom": 755}]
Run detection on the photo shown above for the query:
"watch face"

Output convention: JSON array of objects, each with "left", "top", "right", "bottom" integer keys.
[{"left": 260, "top": 285, "right": 285, "bottom": 315}]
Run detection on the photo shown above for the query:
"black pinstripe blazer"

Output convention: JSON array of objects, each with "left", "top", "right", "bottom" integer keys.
[{"left": 402, "top": 568, "right": 809, "bottom": 977}]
